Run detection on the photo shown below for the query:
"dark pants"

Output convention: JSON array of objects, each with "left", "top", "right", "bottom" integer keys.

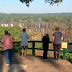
[
  {"left": 0, "top": 54, "right": 2, "bottom": 65},
  {"left": 53, "top": 44, "right": 61, "bottom": 59},
  {"left": 4, "top": 49, "right": 12, "bottom": 64},
  {"left": 43, "top": 45, "right": 49, "bottom": 59}
]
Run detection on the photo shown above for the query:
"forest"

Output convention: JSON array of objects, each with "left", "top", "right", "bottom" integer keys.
[{"left": 0, "top": 13, "right": 72, "bottom": 42}]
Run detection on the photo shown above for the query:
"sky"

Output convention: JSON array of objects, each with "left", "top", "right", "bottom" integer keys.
[{"left": 0, "top": 0, "right": 72, "bottom": 13}]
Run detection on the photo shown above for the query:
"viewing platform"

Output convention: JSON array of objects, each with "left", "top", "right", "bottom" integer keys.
[
  {"left": 0, "top": 54, "right": 72, "bottom": 72},
  {"left": 0, "top": 41, "right": 72, "bottom": 72}
]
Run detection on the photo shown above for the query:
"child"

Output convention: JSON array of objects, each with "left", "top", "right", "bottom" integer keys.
[{"left": 42, "top": 34, "right": 50, "bottom": 59}]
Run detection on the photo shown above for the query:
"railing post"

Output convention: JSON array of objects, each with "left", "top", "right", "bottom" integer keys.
[
  {"left": 63, "top": 48, "right": 66, "bottom": 59},
  {"left": 32, "top": 41, "right": 35, "bottom": 56}
]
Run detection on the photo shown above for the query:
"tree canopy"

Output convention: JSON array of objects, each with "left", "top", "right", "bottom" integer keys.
[{"left": 20, "top": 0, "right": 62, "bottom": 7}]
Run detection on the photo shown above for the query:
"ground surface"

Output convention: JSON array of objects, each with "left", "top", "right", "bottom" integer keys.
[{"left": 0, "top": 53, "right": 72, "bottom": 72}]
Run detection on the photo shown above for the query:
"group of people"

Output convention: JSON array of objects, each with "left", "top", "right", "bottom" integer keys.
[
  {"left": 1, "top": 28, "right": 29, "bottom": 65},
  {"left": 1, "top": 27, "right": 63, "bottom": 65},
  {"left": 42, "top": 27, "right": 63, "bottom": 60}
]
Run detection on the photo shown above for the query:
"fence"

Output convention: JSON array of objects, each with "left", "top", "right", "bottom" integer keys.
[{"left": 0, "top": 41, "right": 72, "bottom": 60}]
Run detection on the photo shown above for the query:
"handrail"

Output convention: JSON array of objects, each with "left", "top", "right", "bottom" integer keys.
[
  {"left": 11, "top": 41, "right": 68, "bottom": 59},
  {"left": 0, "top": 40, "right": 72, "bottom": 59}
]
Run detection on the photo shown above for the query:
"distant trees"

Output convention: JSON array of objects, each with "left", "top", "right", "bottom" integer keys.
[
  {"left": 20, "top": 0, "right": 62, "bottom": 7},
  {"left": 0, "top": 13, "right": 72, "bottom": 42}
]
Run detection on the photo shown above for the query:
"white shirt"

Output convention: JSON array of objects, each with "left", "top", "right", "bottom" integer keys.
[{"left": 20, "top": 32, "right": 29, "bottom": 46}]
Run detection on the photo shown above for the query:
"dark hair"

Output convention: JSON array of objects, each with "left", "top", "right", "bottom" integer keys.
[
  {"left": 23, "top": 28, "right": 26, "bottom": 32},
  {"left": 5, "top": 30, "right": 8, "bottom": 35},
  {"left": 45, "top": 34, "right": 49, "bottom": 38},
  {"left": 55, "top": 27, "right": 59, "bottom": 30}
]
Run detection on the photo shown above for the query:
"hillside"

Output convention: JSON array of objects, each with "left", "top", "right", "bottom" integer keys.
[
  {"left": 0, "top": 13, "right": 72, "bottom": 42},
  {"left": 1, "top": 13, "right": 72, "bottom": 17}
]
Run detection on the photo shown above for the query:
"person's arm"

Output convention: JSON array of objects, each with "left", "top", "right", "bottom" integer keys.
[
  {"left": 10, "top": 37, "right": 13, "bottom": 44},
  {"left": 1, "top": 38, "right": 4, "bottom": 44},
  {"left": 52, "top": 33, "right": 55, "bottom": 45},
  {"left": 61, "top": 37, "right": 63, "bottom": 41},
  {"left": 61, "top": 33, "right": 63, "bottom": 41},
  {"left": 52, "top": 36, "right": 55, "bottom": 45},
  {"left": 1, "top": 41, "right": 3, "bottom": 44},
  {"left": 48, "top": 38, "right": 50, "bottom": 43},
  {"left": 42, "top": 37, "right": 44, "bottom": 42},
  {"left": 20, "top": 34, "right": 21, "bottom": 38},
  {"left": 11, "top": 38, "right": 13, "bottom": 43},
  {"left": 27, "top": 34, "right": 30, "bottom": 39}
]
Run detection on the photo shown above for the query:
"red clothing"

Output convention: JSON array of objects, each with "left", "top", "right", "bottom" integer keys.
[{"left": 1, "top": 35, "right": 13, "bottom": 50}]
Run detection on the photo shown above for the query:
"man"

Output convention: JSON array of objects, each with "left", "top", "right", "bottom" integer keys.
[
  {"left": 1, "top": 31, "right": 13, "bottom": 65},
  {"left": 20, "top": 28, "right": 29, "bottom": 56},
  {"left": 52, "top": 27, "right": 63, "bottom": 60}
]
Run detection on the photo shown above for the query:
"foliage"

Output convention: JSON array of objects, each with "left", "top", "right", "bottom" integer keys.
[
  {"left": 0, "top": 13, "right": 72, "bottom": 42},
  {"left": 45, "top": 0, "right": 62, "bottom": 4},
  {"left": 66, "top": 53, "right": 72, "bottom": 63},
  {"left": 0, "top": 27, "right": 21, "bottom": 41},
  {"left": 20, "top": 0, "right": 62, "bottom": 7}
]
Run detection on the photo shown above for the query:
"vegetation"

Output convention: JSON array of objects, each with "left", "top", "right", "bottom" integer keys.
[
  {"left": 66, "top": 53, "right": 72, "bottom": 63},
  {"left": 0, "top": 13, "right": 72, "bottom": 42},
  {"left": 20, "top": 0, "right": 62, "bottom": 7}
]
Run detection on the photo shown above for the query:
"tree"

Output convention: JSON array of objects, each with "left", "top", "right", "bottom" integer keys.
[{"left": 20, "top": 0, "right": 62, "bottom": 7}]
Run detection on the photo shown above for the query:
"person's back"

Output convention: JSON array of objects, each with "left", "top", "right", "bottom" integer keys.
[
  {"left": 20, "top": 32, "right": 29, "bottom": 46},
  {"left": 52, "top": 27, "right": 63, "bottom": 60},
  {"left": 1, "top": 31, "right": 13, "bottom": 64},
  {"left": 42, "top": 34, "right": 50, "bottom": 59},
  {"left": 1, "top": 34, "right": 13, "bottom": 50},
  {"left": 20, "top": 28, "right": 29, "bottom": 56},
  {"left": 53, "top": 32, "right": 62, "bottom": 44},
  {"left": 42, "top": 36, "right": 50, "bottom": 44}
]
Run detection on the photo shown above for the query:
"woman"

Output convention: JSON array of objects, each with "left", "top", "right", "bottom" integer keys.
[{"left": 42, "top": 34, "right": 50, "bottom": 59}]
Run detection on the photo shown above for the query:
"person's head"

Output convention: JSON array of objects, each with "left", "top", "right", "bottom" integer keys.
[
  {"left": 55, "top": 27, "right": 59, "bottom": 32},
  {"left": 45, "top": 34, "right": 49, "bottom": 38},
  {"left": 23, "top": 28, "right": 26, "bottom": 32},
  {"left": 5, "top": 30, "right": 8, "bottom": 35}
]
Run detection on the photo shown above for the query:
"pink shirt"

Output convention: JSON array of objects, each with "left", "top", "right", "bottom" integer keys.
[{"left": 1, "top": 35, "right": 13, "bottom": 50}]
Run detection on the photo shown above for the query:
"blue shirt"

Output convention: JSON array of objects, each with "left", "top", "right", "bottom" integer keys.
[{"left": 20, "top": 32, "right": 29, "bottom": 46}]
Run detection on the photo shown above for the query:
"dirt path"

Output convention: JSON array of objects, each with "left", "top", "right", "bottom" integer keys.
[{"left": 0, "top": 54, "right": 72, "bottom": 72}]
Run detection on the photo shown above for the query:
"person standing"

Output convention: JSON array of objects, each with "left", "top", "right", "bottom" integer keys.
[
  {"left": 42, "top": 34, "right": 50, "bottom": 60},
  {"left": 1, "top": 31, "right": 13, "bottom": 65},
  {"left": 20, "top": 28, "right": 30, "bottom": 56},
  {"left": 52, "top": 27, "right": 63, "bottom": 60}
]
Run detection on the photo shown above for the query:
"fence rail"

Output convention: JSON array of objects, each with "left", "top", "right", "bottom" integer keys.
[{"left": 0, "top": 41, "right": 72, "bottom": 60}]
